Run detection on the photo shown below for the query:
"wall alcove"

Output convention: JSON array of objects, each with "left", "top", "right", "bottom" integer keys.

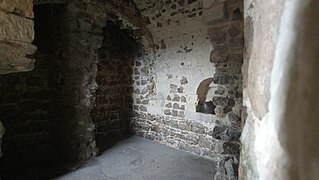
[{"left": 90, "top": 20, "right": 142, "bottom": 152}]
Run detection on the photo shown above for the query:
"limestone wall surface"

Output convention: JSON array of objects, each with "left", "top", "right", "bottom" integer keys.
[
  {"left": 240, "top": 0, "right": 319, "bottom": 179},
  {"left": 239, "top": 0, "right": 284, "bottom": 178}
]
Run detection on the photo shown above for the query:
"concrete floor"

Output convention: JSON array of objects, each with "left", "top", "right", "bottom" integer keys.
[{"left": 56, "top": 136, "right": 217, "bottom": 180}]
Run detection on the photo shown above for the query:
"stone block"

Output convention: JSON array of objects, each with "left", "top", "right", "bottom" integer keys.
[
  {"left": 172, "top": 94, "right": 180, "bottom": 102},
  {"left": 0, "top": 40, "right": 36, "bottom": 74},
  {"left": 179, "top": 143, "right": 201, "bottom": 155},
  {"left": 181, "top": 96, "right": 187, "bottom": 102},
  {"left": 207, "top": 23, "right": 228, "bottom": 44},
  {"left": 214, "top": 105, "right": 226, "bottom": 117},
  {"left": 229, "top": 36, "right": 244, "bottom": 50},
  {"left": 179, "top": 122, "right": 192, "bottom": 131},
  {"left": 139, "top": 105, "right": 147, "bottom": 112},
  {"left": 223, "top": 142, "right": 240, "bottom": 155},
  {"left": 228, "top": 21, "right": 243, "bottom": 37},
  {"left": 0, "top": 0, "right": 34, "bottom": 18},
  {"left": 212, "top": 96, "right": 229, "bottom": 106},
  {"left": 178, "top": 86, "right": 184, "bottom": 93},
  {"left": 191, "top": 123, "right": 205, "bottom": 134},
  {"left": 178, "top": 111, "right": 185, "bottom": 118},
  {"left": 203, "top": 2, "right": 227, "bottom": 25},
  {"left": 169, "top": 119, "right": 179, "bottom": 128},
  {"left": 203, "top": 0, "right": 215, "bottom": 8},
  {"left": 198, "top": 136, "right": 211, "bottom": 149},
  {"left": 172, "top": 110, "right": 178, "bottom": 117},
  {"left": 210, "top": 47, "right": 228, "bottom": 63},
  {"left": 185, "top": 134, "right": 199, "bottom": 145},
  {"left": 165, "top": 102, "right": 172, "bottom": 108},
  {"left": 227, "top": 62, "right": 241, "bottom": 74},
  {"left": 225, "top": 128, "right": 241, "bottom": 141},
  {"left": 164, "top": 109, "right": 171, "bottom": 115},
  {"left": 0, "top": 11, "right": 34, "bottom": 42},
  {"left": 213, "top": 73, "right": 235, "bottom": 85},
  {"left": 173, "top": 103, "right": 179, "bottom": 109}
]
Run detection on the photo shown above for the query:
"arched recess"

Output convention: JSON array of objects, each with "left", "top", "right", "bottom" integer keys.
[{"left": 50, "top": 0, "right": 155, "bottom": 164}]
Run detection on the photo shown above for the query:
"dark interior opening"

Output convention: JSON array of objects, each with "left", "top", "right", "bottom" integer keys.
[
  {"left": 91, "top": 20, "right": 141, "bottom": 152},
  {"left": 196, "top": 78, "right": 216, "bottom": 114}
]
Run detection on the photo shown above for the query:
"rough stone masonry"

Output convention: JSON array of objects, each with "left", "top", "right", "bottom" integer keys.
[{"left": 0, "top": 1, "right": 244, "bottom": 179}]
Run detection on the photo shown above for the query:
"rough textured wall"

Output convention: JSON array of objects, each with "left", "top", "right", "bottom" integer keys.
[
  {"left": 241, "top": 0, "right": 319, "bottom": 179},
  {"left": 52, "top": 0, "right": 153, "bottom": 164},
  {"left": 239, "top": 0, "right": 284, "bottom": 179},
  {"left": 0, "top": 0, "right": 36, "bottom": 158},
  {"left": 91, "top": 21, "right": 140, "bottom": 144},
  {"left": 131, "top": 0, "right": 243, "bottom": 179},
  {"left": 0, "top": 0, "right": 36, "bottom": 74}
]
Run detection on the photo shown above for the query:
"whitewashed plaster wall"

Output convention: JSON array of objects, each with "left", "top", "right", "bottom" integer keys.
[{"left": 134, "top": 0, "right": 215, "bottom": 114}]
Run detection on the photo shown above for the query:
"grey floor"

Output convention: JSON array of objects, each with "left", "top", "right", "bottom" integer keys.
[{"left": 56, "top": 136, "right": 217, "bottom": 180}]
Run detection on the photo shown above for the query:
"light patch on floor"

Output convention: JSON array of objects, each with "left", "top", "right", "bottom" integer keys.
[{"left": 56, "top": 136, "right": 217, "bottom": 180}]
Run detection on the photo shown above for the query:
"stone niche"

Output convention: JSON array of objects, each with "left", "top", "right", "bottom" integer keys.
[{"left": 90, "top": 20, "right": 142, "bottom": 151}]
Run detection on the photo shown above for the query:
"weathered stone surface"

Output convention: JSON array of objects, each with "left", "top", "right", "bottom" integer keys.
[
  {"left": 212, "top": 96, "right": 229, "bottom": 106},
  {"left": 207, "top": 24, "right": 228, "bottom": 44},
  {"left": 164, "top": 109, "right": 171, "bottom": 115},
  {"left": 0, "top": 41, "right": 36, "bottom": 74},
  {"left": 213, "top": 126, "right": 241, "bottom": 141},
  {"left": 227, "top": 62, "right": 241, "bottom": 74},
  {"left": 191, "top": 123, "right": 205, "bottom": 134},
  {"left": 210, "top": 47, "right": 228, "bottom": 63},
  {"left": 0, "top": 0, "right": 34, "bottom": 18},
  {"left": 228, "top": 21, "right": 243, "bottom": 37},
  {"left": 223, "top": 142, "right": 240, "bottom": 155},
  {"left": 203, "top": 2, "right": 227, "bottom": 25},
  {"left": 0, "top": 11, "right": 34, "bottom": 42}
]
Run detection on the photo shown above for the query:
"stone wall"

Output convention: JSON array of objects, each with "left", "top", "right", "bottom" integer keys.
[
  {"left": 0, "top": 0, "right": 36, "bottom": 158},
  {"left": 0, "top": 0, "right": 36, "bottom": 74},
  {"left": 131, "top": 0, "right": 244, "bottom": 179},
  {"left": 240, "top": 0, "right": 319, "bottom": 179},
  {"left": 51, "top": 0, "right": 153, "bottom": 164},
  {"left": 91, "top": 20, "right": 141, "bottom": 144},
  {"left": 239, "top": 0, "right": 284, "bottom": 179}
]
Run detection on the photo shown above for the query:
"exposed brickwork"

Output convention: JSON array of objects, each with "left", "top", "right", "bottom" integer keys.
[{"left": 132, "top": 112, "right": 241, "bottom": 160}]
